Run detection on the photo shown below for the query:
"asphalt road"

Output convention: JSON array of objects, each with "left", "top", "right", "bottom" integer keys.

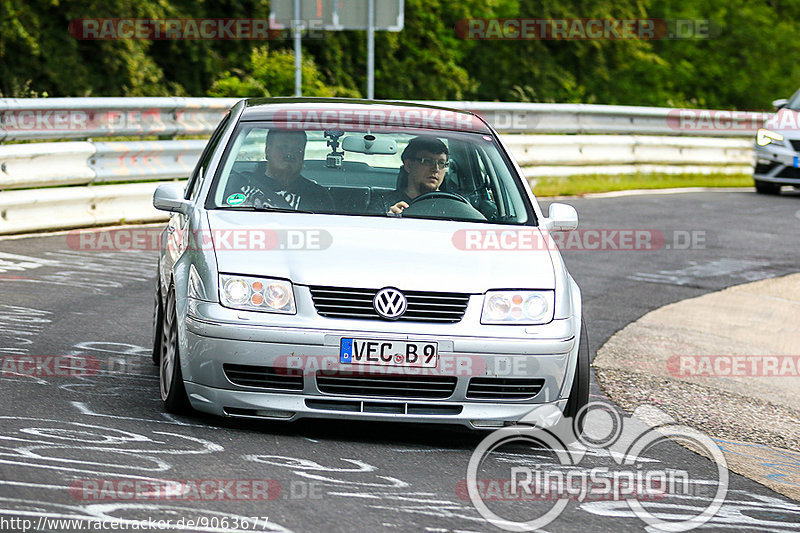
[{"left": 1, "top": 189, "right": 800, "bottom": 532}]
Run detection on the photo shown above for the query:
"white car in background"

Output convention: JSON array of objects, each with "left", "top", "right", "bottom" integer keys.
[{"left": 754, "top": 90, "right": 800, "bottom": 194}]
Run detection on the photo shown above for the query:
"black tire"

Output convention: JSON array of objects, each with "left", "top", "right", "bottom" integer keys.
[
  {"left": 152, "top": 278, "right": 163, "bottom": 365},
  {"left": 160, "top": 286, "right": 192, "bottom": 414},
  {"left": 562, "top": 317, "right": 590, "bottom": 438},
  {"left": 755, "top": 180, "right": 781, "bottom": 195}
]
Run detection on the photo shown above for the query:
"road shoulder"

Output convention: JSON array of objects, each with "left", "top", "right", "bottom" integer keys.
[{"left": 593, "top": 273, "right": 800, "bottom": 501}]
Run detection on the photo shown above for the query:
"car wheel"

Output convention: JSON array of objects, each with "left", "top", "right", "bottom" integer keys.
[
  {"left": 160, "top": 285, "right": 192, "bottom": 414},
  {"left": 755, "top": 180, "right": 781, "bottom": 195},
  {"left": 152, "top": 278, "right": 163, "bottom": 365},
  {"left": 562, "top": 317, "right": 590, "bottom": 438}
]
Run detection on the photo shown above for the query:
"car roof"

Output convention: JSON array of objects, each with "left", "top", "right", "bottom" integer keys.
[{"left": 238, "top": 97, "right": 493, "bottom": 134}]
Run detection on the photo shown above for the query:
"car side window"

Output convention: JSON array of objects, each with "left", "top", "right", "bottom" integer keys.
[{"left": 185, "top": 112, "right": 231, "bottom": 200}]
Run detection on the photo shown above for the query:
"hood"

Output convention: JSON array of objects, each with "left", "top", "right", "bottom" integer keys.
[{"left": 207, "top": 211, "right": 556, "bottom": 293}]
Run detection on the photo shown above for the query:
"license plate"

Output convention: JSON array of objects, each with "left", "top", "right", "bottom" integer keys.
[
  {"left": 794, "top": 156, "right": 799, "bottom": 168},
  {"left": 340, "top": 338, "right": 438, "bottom": 367}
]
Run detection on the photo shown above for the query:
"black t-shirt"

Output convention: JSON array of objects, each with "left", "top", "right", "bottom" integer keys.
[{"left": 224, "top": 163, "right": 334, "bottom": 212}]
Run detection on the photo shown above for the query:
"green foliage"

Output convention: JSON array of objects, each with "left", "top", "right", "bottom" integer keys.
[
  {"left": 208, "top": 71, "right": 268, "bottom": 98},
  {"left": 531, "top": 172, "right": 752, "bottom": 197},
  {"left": 1, "top": 0, "right": 799, "bottom": 109},
  {"left": 208, "top": 46, "right": 359, "bottom": 97},
  {"left": 249, "top": 47, "right": 333, "bottom": 96}
]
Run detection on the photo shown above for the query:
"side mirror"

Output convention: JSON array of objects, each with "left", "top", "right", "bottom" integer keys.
[
  {"left": 544, "top": 203, "right": 578, "bottom": 232},
  {"left": 153, "top": 183, "right": 191, "bottom": 214},
  {"left": 772, "top": 98, "right": 788, "bottom": 110}
]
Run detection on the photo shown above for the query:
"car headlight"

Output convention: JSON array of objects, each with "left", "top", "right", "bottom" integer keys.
[
  {"left": 757, "top": 128, "right": 784, "bottom": 146},
  {"left": 219, "top": 274, "right": 296, "bottom": 314},
  {"left": 481, "top": 290, "right": 555, "bottom": 324}
]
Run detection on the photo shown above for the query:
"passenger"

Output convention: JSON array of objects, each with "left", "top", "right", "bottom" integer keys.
[
  {"left": 225, "top": 130, "right": 334, "bottom": 211},
  {"left": 368, "top": 136, "right": 450, "bottom": 215}
]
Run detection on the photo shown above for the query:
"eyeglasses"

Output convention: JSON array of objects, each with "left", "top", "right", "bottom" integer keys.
[{"left": 415, "top": 157, "right": 450, "bottom": 170}]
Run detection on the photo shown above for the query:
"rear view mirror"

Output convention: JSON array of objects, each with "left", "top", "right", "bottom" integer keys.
[{"left": 342, "top": 134, "right": 398, "bottom": 155}]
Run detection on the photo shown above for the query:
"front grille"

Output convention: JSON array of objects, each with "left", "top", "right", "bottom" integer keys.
[
  {"left": 466, "top": 377, "right": 545, "bottom": 400},
  {"left": 305, "top": 399, "right": 462, "bottom": 415},
  {"left": 308, "top": 286, "right": 470, "bottom": 323},
  {"left": 776, "top": 166, "right": 800, "bottom": 179},
  {"left": 223, "top": 364, "right": 304, "bottom": 390},
  {"left": 316, "top": 372, "right": 457, "bottom": 399},
  {"left": 754, "top": 162, "right": 777, "bottom": 174},
  {"left": 790, "top": 140, "right": 800, "bottom": 152}
]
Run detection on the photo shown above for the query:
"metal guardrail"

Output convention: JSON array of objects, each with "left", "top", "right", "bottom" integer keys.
[
  {"left": 0, "top": 98, "right": 769, "bottom": 141},
  {"left": 0, "top": 97, "right": 237, "bottom": 142},
  {"left": 0, "top": 182, "right": 166, "bottom": 235},
  {"left": 0, "top": 97, "right": 761, "bottom": 235},
  {"left": 507, "top": 135, "right": 754, "bottom": 177},
  {"left": 90, "top": 140, "right": 206, "bottom": 182},
  {"left": 427, "top": 101, "right": 770, "bottom": 136}
]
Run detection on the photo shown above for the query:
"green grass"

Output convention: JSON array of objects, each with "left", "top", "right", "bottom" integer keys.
[{"left": 530, "top": 173, "right": 752, "bottom": 197}]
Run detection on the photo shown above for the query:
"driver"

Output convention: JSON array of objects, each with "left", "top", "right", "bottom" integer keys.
[
  {"left": 368, "top": 136, "right": 449, "bottom": 215},
  {"left": 225, "top": 129, "right": 334, "bottom": 211}
]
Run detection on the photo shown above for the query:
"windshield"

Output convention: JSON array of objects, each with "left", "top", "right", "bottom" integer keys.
[
  {"left": 206, "top": 123, "right": 534, "bottom": 225},
  {"left": 786, "top": 89, "right": 800, "bottom": 111}
]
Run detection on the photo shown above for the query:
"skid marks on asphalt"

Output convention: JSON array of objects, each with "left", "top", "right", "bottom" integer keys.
[
  {"left": 580, "top": 490, "right": 800, "bottom": 531},
  {"left": 0, "top": 304, "right": 51, "bottom": 358},
  {"left": 243, "top": 453, "right": 494, "bottom": 529},
  {"left": 0, "top": 416, "right": 292, "bottom": 532},
  {"left": 629, "top": 258, "right": 777, "bottom": 286},
  {"left": 0, "top": 249, "right": 156, "bottom": 294}
]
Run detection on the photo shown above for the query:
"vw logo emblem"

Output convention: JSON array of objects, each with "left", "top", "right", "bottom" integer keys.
[{"left": 373, "top": 288, "right": 407, "bottom": 320}]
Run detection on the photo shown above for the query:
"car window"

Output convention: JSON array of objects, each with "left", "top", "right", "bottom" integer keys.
[
  {"left": 785, "top": 88, "right": 800, "bottom": 111},
  {"left": 186, "top": 112, "right": 231, "bottom": 200},
  {"left": 205, "top": 123, "right": 534, "bottom": 225}
]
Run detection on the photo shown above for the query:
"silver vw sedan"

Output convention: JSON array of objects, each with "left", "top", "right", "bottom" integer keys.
[{"left": 152, "top": 98, "right": 588, "bottom": 430}]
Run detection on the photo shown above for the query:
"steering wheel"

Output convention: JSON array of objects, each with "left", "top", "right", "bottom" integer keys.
[
  {"left": 401, "top": 190, "right": 486, "bottom": 221},
  {"left": 407, "top": 191, "right": 471, "bottom": 206}
]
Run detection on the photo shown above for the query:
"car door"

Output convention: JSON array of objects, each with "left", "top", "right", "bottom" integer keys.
[{"left": 162, "top": 112, "right": 231, "bottom": 284}]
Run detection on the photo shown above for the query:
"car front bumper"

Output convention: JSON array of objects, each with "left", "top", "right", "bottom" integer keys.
[
  {"left": 754, "top": 142, "right": 800, "bottom": 185},
  {"left": 181, "top": 299, "right": 578, "bottom": 429}
]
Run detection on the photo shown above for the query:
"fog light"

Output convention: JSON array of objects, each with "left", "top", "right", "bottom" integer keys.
[
  {"left": 256, "top": 409, "right": 295, "bottom": 419},
  {"left": 471, "top": 419, "right": 506, "bottom": 428}
]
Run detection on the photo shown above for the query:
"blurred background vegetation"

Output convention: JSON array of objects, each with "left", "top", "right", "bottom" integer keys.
[{"left": 1, "top": 0, "right": 798, "bottom": 109}]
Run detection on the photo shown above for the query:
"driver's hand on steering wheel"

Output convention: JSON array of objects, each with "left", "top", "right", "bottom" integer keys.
[{"left": 387, "top": 201, "right": 409, "bottom": 216}]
